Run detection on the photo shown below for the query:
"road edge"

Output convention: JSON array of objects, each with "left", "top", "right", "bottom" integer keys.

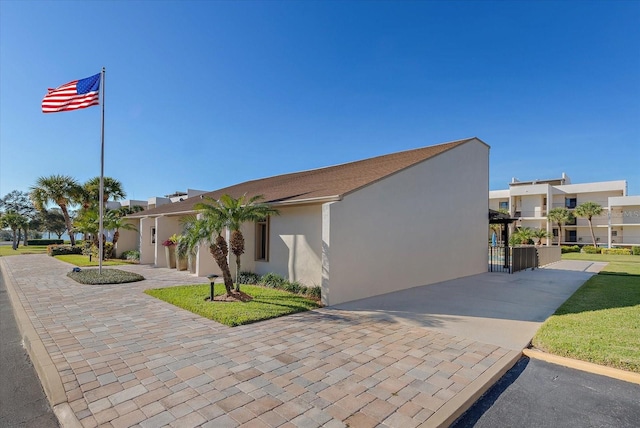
[
  {"left": 0, "top": 257, "right": 82, "bottom": 428},
  {"left": 523, "top": 348, "right": 640, "bottom": 385},
  {"left": 430, "top": 349, "right": 522, "bottom": 428}
]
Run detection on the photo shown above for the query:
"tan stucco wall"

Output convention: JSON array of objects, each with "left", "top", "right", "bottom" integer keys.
[
  {"left": 114, "top": 219, "right": 139, "bottom": 258},
  {"left": 139, "top": 217, "right": 155, "bottom": 265},
  {"left": 322, "top": 139, "right": 489, "bottom": 306},
  {"left": 253, "top": 205, "right": 323, "bottom": 287}
]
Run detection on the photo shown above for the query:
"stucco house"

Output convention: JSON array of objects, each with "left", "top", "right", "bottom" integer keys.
[{"left": 118, "top": 137, "right": 490, "bottom": 305}]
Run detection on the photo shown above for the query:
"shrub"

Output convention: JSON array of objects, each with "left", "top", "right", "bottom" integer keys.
[
  {"left": 284, "top": 281, "right": 302, "bottom": 294},
  {"left": 581, "top": 245, "right": 601, "bottom": 254},
  {"left": 306, "top": 286, "right": 322, "bottom": 300},
  {"left": 27, "top": 239, "right": 63, "bottom": 245},
  {"left": 632, "top": 246, "right": 640, "bottom": 256},
  {"left": 89, "top": 242, "right": 114, "bottom": 260},
  {"left": 259, "top": 272, "right": 287, "bottom": 288},
  {"left": 561, "top": 245, "right": 581, "bottom": 253},
  {"left": 47, "top": 245, "right": 83, "bottom": 256},
  {"left": 601, "top": 248, "right": 632, "bottom": 255},
  {"left": 121, "top": 250, "right": 140, "bottom": 261},
  {"left": 238, "top": 271, "right": 260, "bottom": 285}
]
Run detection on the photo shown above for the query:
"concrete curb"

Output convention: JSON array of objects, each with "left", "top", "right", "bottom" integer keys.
[
  {"left": 523, "top": 348, "right": 640, "bottom": 385},
  {"left": 429, "top": 349, "right": 522, "bottom": 428},
  {"left": 0, "top": 258, "right": 82, "bottom": 428}
]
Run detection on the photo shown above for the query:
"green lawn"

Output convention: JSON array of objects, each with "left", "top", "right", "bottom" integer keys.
[
  {"left": 0, "top": 244, "right": 49, "bottom": 256},
  {"left": 145, "top": 283, "right": 321, "bottom": 327},
  {"left": 533, "top": 255, "right": 640, "bottom": 373},
  {"left": 55, "top": 254, "right": 134, "bottom": 267}
]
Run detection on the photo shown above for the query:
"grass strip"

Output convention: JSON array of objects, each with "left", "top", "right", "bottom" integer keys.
[
  {"left": 145, "top": 283, "right": 321, "bottom": 327},
  {"left": 533, "top": 256, "right": 640, "bottom": 373}
]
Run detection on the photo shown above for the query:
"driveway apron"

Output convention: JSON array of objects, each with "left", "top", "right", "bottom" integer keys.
[{"left": 0, "top": 255, "right": 599, "bottom": 428}]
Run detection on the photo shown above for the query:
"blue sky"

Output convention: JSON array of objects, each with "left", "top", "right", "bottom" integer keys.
[{"left": 1, "top": 1, "right": 639, "bottom": 203}]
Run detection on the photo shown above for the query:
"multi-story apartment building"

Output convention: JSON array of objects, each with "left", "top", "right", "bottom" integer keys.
[{"left": 489, "top": 173, "right": 638, "bottom": 247}]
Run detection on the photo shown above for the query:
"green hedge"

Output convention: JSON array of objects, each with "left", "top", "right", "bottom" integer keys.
[
  {"left": 27, "top": 239, "right": 63, "bottom": 245},
  {"left": 601, "top": 248, "right": 632, "bottom": 255},
  {"left": 239, "top": 271, "right": 321, "bottom": 300},
  {"left": 47, "top": 245, "right": 83, "bottom": 256},
  {"left": 633, "top": 246, "right": 640, "bottom": 256},
  {"left": 561, "top": 245, "right": 581, "bottom": 253},
  {"left": 581, "top": 245, "right": 602, "bottom": 254}
]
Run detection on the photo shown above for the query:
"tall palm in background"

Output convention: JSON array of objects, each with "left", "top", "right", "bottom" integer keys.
[
  {"left": 218, "top": 194, "right": 279, "bottom": 290},
  {"left": 82, "top": 177, "right": 126, "bottom": 207},
  {"left": 547, "top": 207, "right": 574, "bottom": 246},
  {"left": 575, "top": 202, "right": 603, "bottom": 248},
  {"left": 30, "top": 175, "right": 81, "bottom": 245}
]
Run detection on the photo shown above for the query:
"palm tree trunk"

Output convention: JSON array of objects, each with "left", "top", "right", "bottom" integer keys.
[
  {"left": 60, "top": 204, "right": 75, "bottom": 246},
  {"left": 209, "top": 235, "right": 234, "bottom": 295},
  {"left": 588, "top": 219, "right": 597, "bottom": 248},
  {"left": 230, "top": 230, "right": 245, "bottom": 292},
  {"left": 12, "top": 229, "right": 18, "bottom": 250},
  {"left": 558, "top": 224, "right": 563, "bottom": 246}
]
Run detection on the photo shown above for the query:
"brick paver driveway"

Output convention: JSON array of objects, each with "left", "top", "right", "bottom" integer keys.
[{"left": 2, "top": 255, "right": 514, "bottom": 428}]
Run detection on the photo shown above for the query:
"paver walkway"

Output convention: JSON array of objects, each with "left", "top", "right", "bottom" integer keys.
[{"left": 1, "top": 255, "right": 596, "bottom": 428}]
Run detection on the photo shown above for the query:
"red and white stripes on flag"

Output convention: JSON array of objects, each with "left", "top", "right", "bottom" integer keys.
[{"left": 42, "top": 73, "right": 101, "bottom": 113}]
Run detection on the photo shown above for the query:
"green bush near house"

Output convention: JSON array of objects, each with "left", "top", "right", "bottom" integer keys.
[
  {"left": 561, "top": 245, "right": 580, "bottom": 253},
  {"left": 121, "top": 250, "right": 140, "bottom": 261},
  {"left": 601, "top": 248, "right": 632, "bottom": 255},
  {"left": 633, "top": 246, "right": 640, "bottom": 256},
  {"left": 47, "top": 245, "right": 83, "bottom": 256},
  {"left": 581, "top": 245, "right": 601, "bottom": 254}
]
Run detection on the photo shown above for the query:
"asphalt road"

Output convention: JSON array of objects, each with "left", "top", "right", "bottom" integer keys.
[
  {"left": 452, "top": 356, "right": 640, "bottom": 428},
  {"left": 0, "top": 267, "right": 59, "bottom": 428}
]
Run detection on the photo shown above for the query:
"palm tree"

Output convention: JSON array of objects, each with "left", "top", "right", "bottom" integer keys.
[
  {"left": 189, "top": 205, "right": 235, "bottom": 296},
  {"left": 547, "top": 207, "right": 574, "bottom": 246},
  {"left": 217, "top": 194, "right": 279, "bottom": 289},
  {"left": 531, "top": 228, "right": 551, "bottom": 246},
  {"left": 1, "top": 211, "right": 27, "bottom": 250},
  {"left": 510, "top": 227, "right": 535, "bottom": 246},
  {"left": 575, "top": 202, "right": 603, "bottom": 248},
  {"left": 103, "top": 209, "right": 138, "bottom": 256},
  {"left": 83, "top": 177, "right": 126, "bottom": 207},
  {"left": 30, "top": 175, "right": 81, "bottom": 245}
]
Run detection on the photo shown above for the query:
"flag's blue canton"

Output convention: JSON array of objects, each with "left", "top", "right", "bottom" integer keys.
[{"left": 77, "top": 73, "right": 101, "bottom": 95}]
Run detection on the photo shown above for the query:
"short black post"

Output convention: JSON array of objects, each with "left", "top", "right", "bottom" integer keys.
[{"left": 207, "top": 274, "right": 219, "bottom": 301}]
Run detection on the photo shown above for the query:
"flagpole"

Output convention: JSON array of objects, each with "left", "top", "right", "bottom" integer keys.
[{"left": 98, "top": 67, "right": 106, "bottom": 274}]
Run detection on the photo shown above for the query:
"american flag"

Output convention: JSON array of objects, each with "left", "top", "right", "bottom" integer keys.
[{"left": 42, "top": 73, "right": 101, "bottom": 113}]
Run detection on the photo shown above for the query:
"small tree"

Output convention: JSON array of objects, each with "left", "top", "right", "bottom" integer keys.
[
  {"left": 1, "top": 211, "right": 27, "bottom": 250},
  {"left": 510, "top": 227, "right": 535, "bottom": 246},
  {"left": 547, "top": 207, "right": 574, "bottom": 246},
  {"left": 531, "top": 228, "right": 551, "bottom": 246},
  {"left": 574, "top": 202, "right": 603, "bottom": 249},
  {"left": 30, "top": 175, "right": 81, "bottom": 246}
]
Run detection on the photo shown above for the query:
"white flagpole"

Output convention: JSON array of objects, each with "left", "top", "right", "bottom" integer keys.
[{"left": 98, "top": 67, "right": 106, "bottom": 274}]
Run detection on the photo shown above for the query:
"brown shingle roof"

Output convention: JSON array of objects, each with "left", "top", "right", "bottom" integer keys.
[{"left": 133, "top": 138, "right": 482, "bottom": 217}]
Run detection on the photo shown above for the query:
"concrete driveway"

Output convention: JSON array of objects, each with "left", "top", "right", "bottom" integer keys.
[
  {"left": 334, "top": 260, "right": 606, "bottom": 350},
  {"left": 1, "top": 255, "right": 601, "bottom": 428}
]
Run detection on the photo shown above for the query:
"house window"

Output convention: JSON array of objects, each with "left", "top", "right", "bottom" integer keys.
[
  {"left": 255, "top": 219, "right": 269, "bottom": 261},
  {"left": 612, "top": 231, "right": 618, "bottom": 237},
  {"left": 151, "top": 227, "right": 156, "bottom": 244},
  {"left": 552, "top": 228, "right": 558, "bottom": 237},
  {"left": 565, "top": 198, "right": 577, "bottom": 209},
  {"left": 566, "top": 230, "right": 577, "bottom": 242},
  {"left": 499, "top": 201, "right": 509, "bottom": 211}
]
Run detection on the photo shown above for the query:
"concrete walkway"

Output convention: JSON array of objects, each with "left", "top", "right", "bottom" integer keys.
[{"left": 0, "top": 255, "right": 602, "bottom": 428}]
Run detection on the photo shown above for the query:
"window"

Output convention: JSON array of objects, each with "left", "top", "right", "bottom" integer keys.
[
  {"left": 151, "top": 227, "right": 156, "bottom": 244},
  {"left": 255, "top": 219, "right": 269, "bottom": 261},
  {"left": 552, "top": 228, "right": 558, "bottom": 237},
  {"left": 612, "top": 231, "right": 618, "bottom": 237},
  {"left": 499, "top": 201, "right": 509, "bottom": 211},
  {"left": 566, "top": 230, "right": 577, "bottom": 242},
  {"left": 565, "top": 198, "right": 577, "bottom": 209}
]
